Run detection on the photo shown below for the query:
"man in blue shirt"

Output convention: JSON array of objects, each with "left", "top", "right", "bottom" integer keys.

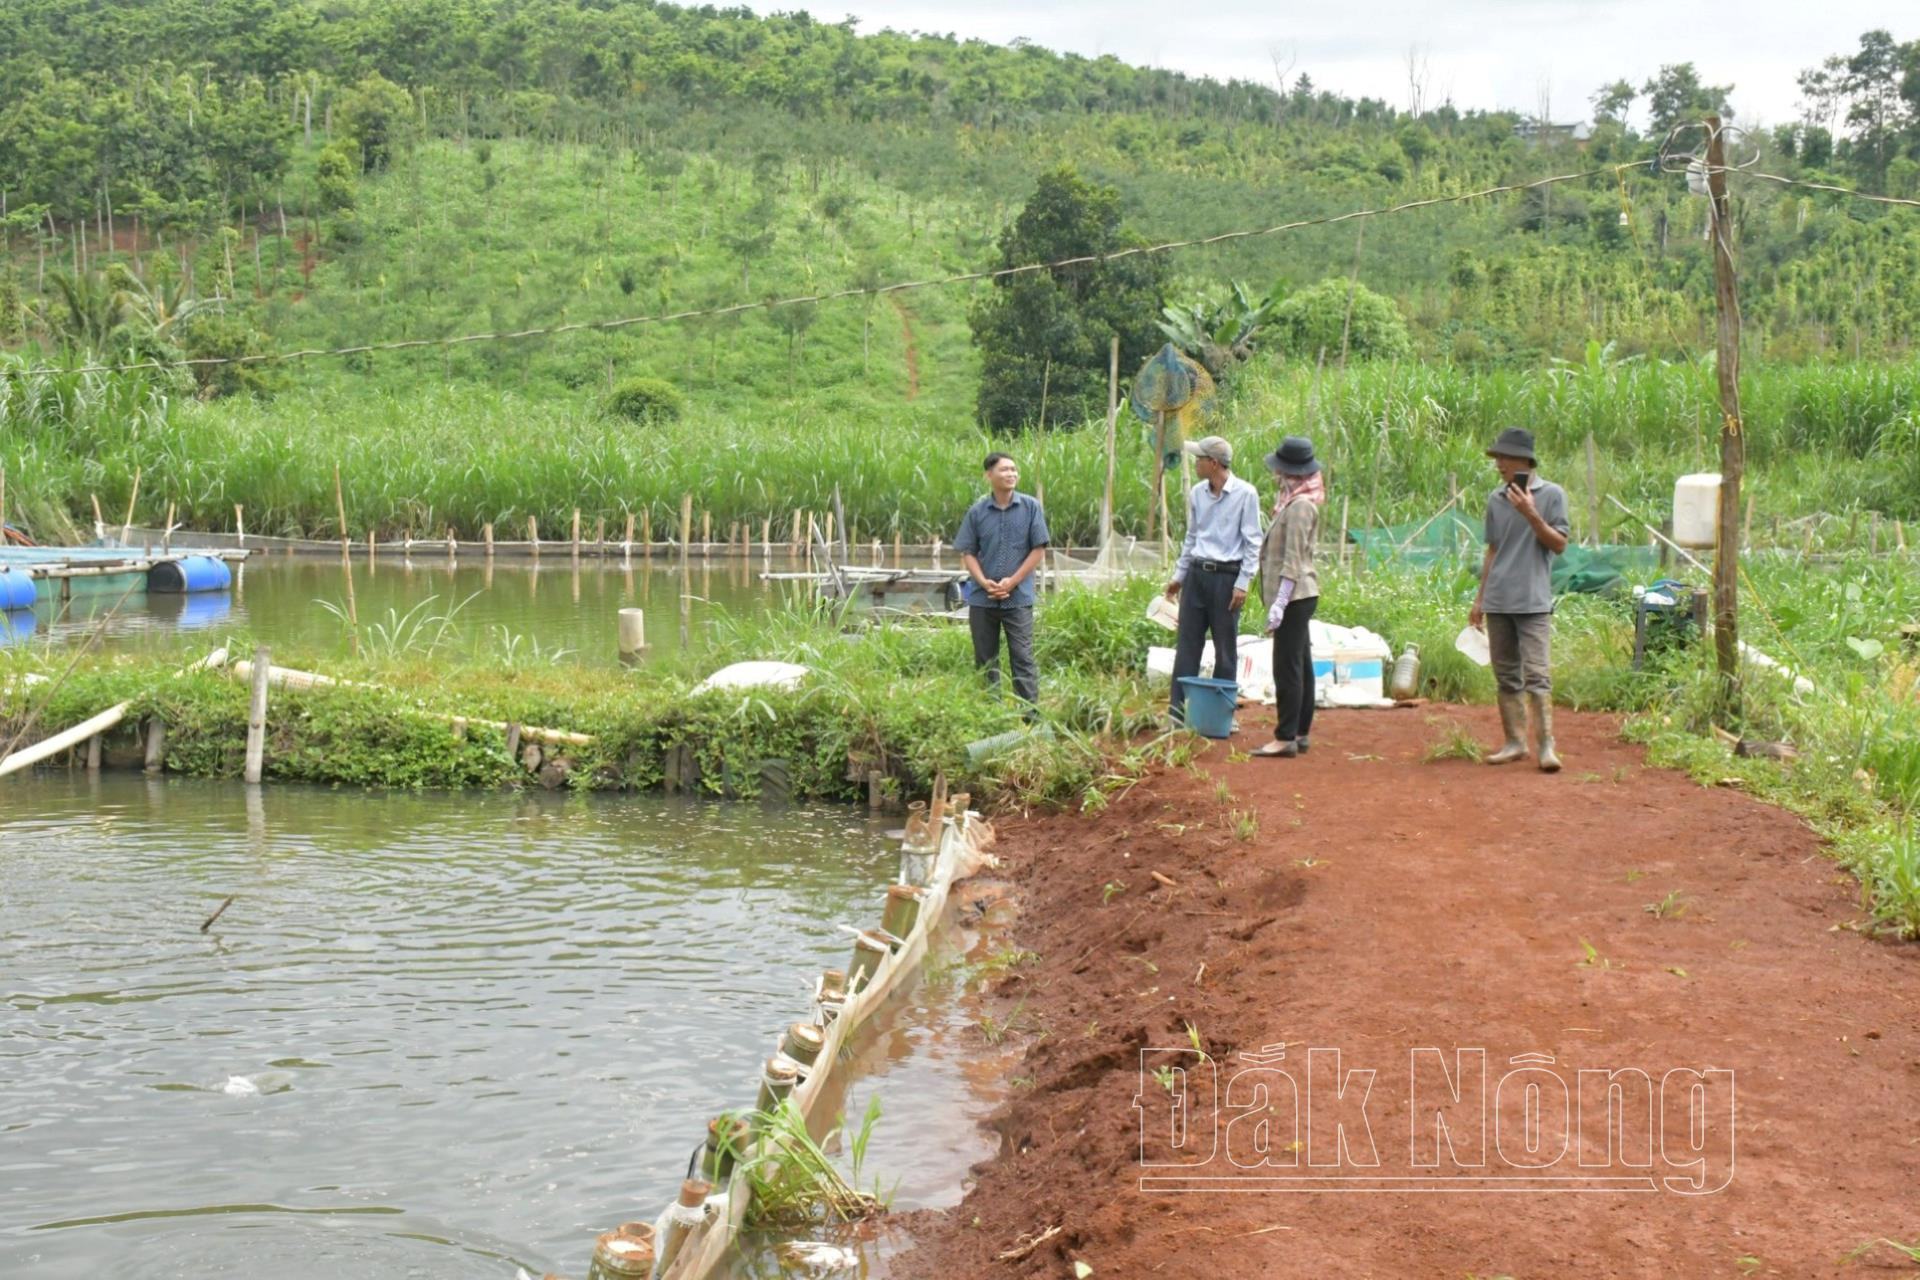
[
  {"left": 1163, "top": 436, "right": 1264, "bottom": 726},
  {"left": 954, "top": 452, "right": 1051, "bottom": 714}
]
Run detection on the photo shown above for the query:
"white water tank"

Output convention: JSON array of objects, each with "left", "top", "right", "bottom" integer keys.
[{"left": 1673, "top": 473, "right": 1722, "bottom": 548}]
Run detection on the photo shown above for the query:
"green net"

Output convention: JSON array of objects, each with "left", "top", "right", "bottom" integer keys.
[{"left": 1346, "top": 513, "right": 1661, "bottom": 595}]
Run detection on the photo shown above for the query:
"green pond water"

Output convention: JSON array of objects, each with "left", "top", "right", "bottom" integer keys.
[
  {"left": 0, "top": 774, "right": 1000, "bottom": 1278},
  {"left": 2, "top": 553, "right": 835, "bottom": 665}
]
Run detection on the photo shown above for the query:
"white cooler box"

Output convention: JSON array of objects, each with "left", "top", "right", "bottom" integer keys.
[{"left": 1146, "top": 620, "right": 1392, "bottom": 708}]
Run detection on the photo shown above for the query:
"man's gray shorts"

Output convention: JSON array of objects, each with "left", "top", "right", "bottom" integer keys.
[{"left": 1485, "top": 612, "right": 1552, "bottom": 695}]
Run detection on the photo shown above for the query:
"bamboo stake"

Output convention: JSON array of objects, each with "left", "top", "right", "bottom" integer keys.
[
  {"left": 593, "top": 515, "right": 605, "bottom": 555},
  {"left": 528, "top": 514, "right": 540, "bottom": 560},
  {"left": 446, "top": 526, "right": 457, "bottom": 566},
  {"left": 483, "top": 522, "right": 494, "bottom": 558},
  {"left": 701, "top": 510, "right": 711, "bottom": 551},
  {"left": 244, "top": 645, "right": 271, "bottom": 784},
  {"left": 163, "top": 501, "right": 175, "bottom": 552},
  {"left": 235, "top": 503, "right": 246, "bottom": 547},
  {"left": 1584, "top": 432, "right": 1600, "bottom": 547},
  {"left": 764, "top": 517, "right": 774, "bottom": 567},
  {"left": 91, "top": 493, "right": 104, "bottom": 536},
  {"left": 571, "top": 508, "right": 581, "bottom": 559},
  {"left": 679, "top": 495, "right": 693, "bottom": 555},
  {"left": 119, "top": 467, "right": 141, "bottom": 546},
  {"left": 368, "top": 529, "right": 377, "bottom": 568},
  {"left": 333, "top": 468, "right": 359, "bottom": 654},
  {"left": 791, "top": 510, "right": 803, "bottom": 550},
  {"left": 893, "top": 529, "right": 903, "bottom": 567},
  {"left": 1104, "top": 334, "right": 1119, "bottom": 551},
  {"left": 643, "top": 508, "right": 653, "bottom": 558},
  {"left": 623, "top": 512, "right": 635, "bottom": 559}
]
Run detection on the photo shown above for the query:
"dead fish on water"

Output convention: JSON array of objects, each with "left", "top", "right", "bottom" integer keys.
[{"left": 776, "top": 1241, "right": 859, "bottom": 1274}]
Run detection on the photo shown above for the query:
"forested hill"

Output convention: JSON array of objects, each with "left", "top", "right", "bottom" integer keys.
[
  {"left": 0, "top": 0, "right": 1285, "bottom": 124},
  {"left": 3, "top": 1, "right": 1919, "bottom": 408}
]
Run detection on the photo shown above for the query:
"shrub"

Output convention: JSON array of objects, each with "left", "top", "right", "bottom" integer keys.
[
  {"left": 1270, "top": 277, "right": 1414, "bottom": 362},
  {"left": 604, "top": 377, "right": 685, "bottom": 424}
]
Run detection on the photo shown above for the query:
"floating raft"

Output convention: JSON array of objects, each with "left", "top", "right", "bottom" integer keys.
[{"left": 0, "top": 546, "right": 248, "bottom": 608}]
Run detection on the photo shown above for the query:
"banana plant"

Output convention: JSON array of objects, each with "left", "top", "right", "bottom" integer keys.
[{"left": 1156, "top": 279, "right": 1283, "bottom": 380}]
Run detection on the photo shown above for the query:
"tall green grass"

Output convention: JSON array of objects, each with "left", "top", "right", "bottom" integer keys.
[{"left": 6, "top": 354, "right": 1918, "bottom": 545}]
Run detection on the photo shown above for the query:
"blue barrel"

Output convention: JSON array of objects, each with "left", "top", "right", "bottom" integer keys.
[
  {"left": 0, "top": 608, "right": 36, "bottom": 647},
  {"left": 1176, "top": 677, "right": 1240, "bottom": 739},
  {"left": 0, "top": 570, "right": 35, "bottom": 610},
  {"left": 147, "top": 555, "right": 232, "bottom": 594}
]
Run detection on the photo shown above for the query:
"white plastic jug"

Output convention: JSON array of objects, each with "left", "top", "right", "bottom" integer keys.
[{"left": 1673, "top": 473, "right": 1722, "bottom": 548}]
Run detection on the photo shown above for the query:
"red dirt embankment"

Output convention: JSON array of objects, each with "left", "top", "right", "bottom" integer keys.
[{"left": 897, "top": 706, "right": 1920, "bottom": 1279}]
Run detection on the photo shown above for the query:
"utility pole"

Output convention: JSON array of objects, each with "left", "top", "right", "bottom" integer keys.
[{"left": 1703, "top": 116, "right": 1744, "bottom": 718}]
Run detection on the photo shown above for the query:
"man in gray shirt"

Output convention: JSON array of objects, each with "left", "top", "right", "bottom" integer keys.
[
  {"left": 954, "top": 452, "right": 1050, "bottom": 716},
  {"left": 1469, "top": 426, "right": 1571, "bottom": 771},
  {"left": 1163, "top": 436, "right": 1264, "bottom": 726}
]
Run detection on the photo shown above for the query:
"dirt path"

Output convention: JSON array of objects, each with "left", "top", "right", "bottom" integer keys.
[
  {"left": 896, "top": 706, "right": 1920, "bottom": 1279},
  {"left": 890, "top": 295, "right": 920, "bottom": 400}
]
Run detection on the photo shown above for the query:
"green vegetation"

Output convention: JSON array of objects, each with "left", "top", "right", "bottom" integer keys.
[
  {"left": 7, "top": 352, "right": 1919, "bottom": 544},
  {"left": 2, "top": 6, "right": 1920, "bottom": 549}
]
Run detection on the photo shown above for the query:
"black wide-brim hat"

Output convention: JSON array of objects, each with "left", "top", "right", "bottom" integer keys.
[
  {"left": 1265, "top": 435, "right": 1321, "bottom": 476},
  {"left": 1486, "top": 426, "right": 1537, "bottom": 463}
]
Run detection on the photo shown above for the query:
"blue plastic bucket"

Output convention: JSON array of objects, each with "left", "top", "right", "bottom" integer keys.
[
  {"left": 0, "top": 570, "right": 36, "bottom": 610},
  {"left": 147, "top": 555, "right": 232, "bottom": 594},
  {"left": 1177, "top": 676, "right": 1239, "bottom": 739}
]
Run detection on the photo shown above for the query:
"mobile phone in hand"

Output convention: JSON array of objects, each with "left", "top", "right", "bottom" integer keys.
[{"left": 1509, "top": 471, "right": 1531, "bottom": 492}]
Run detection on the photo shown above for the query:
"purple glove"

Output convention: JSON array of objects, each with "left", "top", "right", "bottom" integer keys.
[{"left": 1265, "top": 578, "right": 1295, "bottom": 633}]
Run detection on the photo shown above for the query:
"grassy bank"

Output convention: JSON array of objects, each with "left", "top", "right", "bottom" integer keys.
[{"left": 5, "top": 355, "right": 1919, "bottom": 548}]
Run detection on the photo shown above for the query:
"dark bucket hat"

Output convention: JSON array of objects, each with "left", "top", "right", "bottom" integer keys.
[
  {"left": 1265, "top": 435, "right": 1321, "bottom": 476},
  {"left": 1485, "top": 426, "right": 1537, "bottom": 463}
]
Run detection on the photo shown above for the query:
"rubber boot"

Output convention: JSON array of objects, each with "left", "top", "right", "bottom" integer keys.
[
  {"left": 1531, "top": 692, "right": 1563, "bottom": 773},
  {"left": 1485, "top": 692, "right": 1528, "bottom": 765}
]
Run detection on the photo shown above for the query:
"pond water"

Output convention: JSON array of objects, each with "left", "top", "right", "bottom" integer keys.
[
  {"left": 0, "top": 774, "right": 999, "bottom": 1278},
  {"left": 2, "top": 553, "right": 839, "bottom": 665}
]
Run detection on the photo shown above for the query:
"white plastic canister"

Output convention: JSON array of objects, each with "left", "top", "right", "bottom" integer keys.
[{"left": 1672, "top": 473, "right": 1722, "bottom": 548}]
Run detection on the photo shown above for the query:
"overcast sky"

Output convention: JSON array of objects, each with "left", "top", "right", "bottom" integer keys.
[{"left": 754, "top": 1, "right": 1911, "bottom": 129}]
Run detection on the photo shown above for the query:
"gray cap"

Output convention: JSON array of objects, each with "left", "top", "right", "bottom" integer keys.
[{"left": 1183, "top": 436, "right": 1232, "bottom": 466}]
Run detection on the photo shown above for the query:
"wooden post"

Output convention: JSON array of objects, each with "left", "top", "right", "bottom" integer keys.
[
  {"left": 244, "top": 645, "right": 271, "bottom": 784},
  {"left": 446, "top": 526, "right": 456, "bottom": 566},
  {"left": 86, "top": 730, "right": 101, "bottom": 773},
  {"left": 1337, "top": 494, "right": 1351, "bottom": 571},
  {"left": 623, "top": 512, "right": 635, "bottom": 559},
  {"left": 893, "top": 528, "right": 903, "bottom": 567},
  {"left": 367, "top": 529, "right": 377, "bottom": 568},
  {"left": 701, "top": 510, "right": 711, "bottom": 551},
  {"left": 618, "top": 607, "right": 646, "bottom": 662},
  {"left": 1704, "top": 115, "right": 1745, "bottom": 717},
  {"left": 571, "top": 508, "right": 581, "bottom": 559},
  {"left": 528, "top": 514, "right": 540, "bottom": 560},
  {"left": 790, "top": 510, "right": 803, "bottom": 551},
  {"left": 143, "top": 717, "right": 166, "bottom": 774},
  {"left": 121, "top": 466, "right": 141, "bottom": 546},
  {"left": 333, "top": 467, "right": 359, "bottom": 653},
  {"left": 764, "top": 517, "right": 774, "bottom": 567},
  {"left": 679, "top": 495, "right": 693, "bottom": 554},
  {"left": 235, "top": 503, "right": 246, "bottom": 547},
  {"left": 1584, "top": 432, "right": 1600, "bottom": 546},
  {"left": 642, "top": 508, "right": 653, "bottom": 558},
  {"left": 593, "top": 514, "right": 605, "bottom": 555},
  {"left": 483, "top": 522, "right": 494, "bottom": 558},
  {"left": 163, "top": 501, "right": 175, "bottom": 552}
]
